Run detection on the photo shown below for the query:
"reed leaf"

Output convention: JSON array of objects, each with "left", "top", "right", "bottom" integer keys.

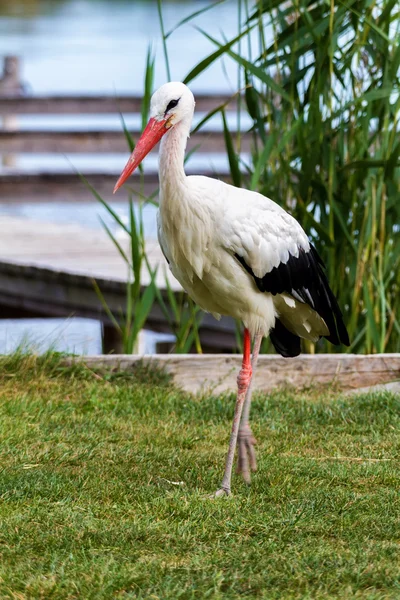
[
  {"left": 183, "top": 27, "right": 255, "bottom": 84},
  {"left": 157, "top": 0, "right": 171, "bottom": 81},
  {"left": 99, "top": 217, "right": 130, "bottom": 266},
  {"left": 141, "top": 46, "right": 155, "bottom": 130},
  {"left": 221, "top": 109, "right": 242, "bottom": 188},
  {"left": 165, "top": 0, "right": 226, "bottom": 39},
  {"left": 197, "top": 28, "right": 293, "bottom": 102},
  {"left": 187, "top": 0, "right": 400, "bottom": 353}
]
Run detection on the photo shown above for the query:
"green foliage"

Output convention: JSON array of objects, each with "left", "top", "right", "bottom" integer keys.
[
  {"left": 90, "top": 0, "right": 398, "bottom": 355},
  {"left": 184, "top": 0, "right": 400, "bottom": 353},
  {"left": 1, "top": 354, "right": 400, "bottom": 598},
  {"left": 0, "top": 350, "right": 173, "bottom": 387},
  {"left": 157, "top": 0, "right": 171, "bottom": 80},
  {"left": 152, "top": 273, "right": 203, "bottom": 353},
  {"left": 92, "top": 194, "right": 158, "bottom": 354}
]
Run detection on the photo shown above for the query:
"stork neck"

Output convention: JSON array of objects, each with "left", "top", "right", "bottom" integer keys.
[{"left": 159, "top": 118, "right": 190, "bottom": 193}]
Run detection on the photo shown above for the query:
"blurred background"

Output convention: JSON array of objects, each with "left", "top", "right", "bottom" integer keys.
[
  {"left": 0, "top": 0, "right": 398, "bottom": 356},
  {"left": 0, "top": 0, "right": 245, "bottom": 355},
  {"left": 0, "top": 0, "right": 239, "bottom": 94}
]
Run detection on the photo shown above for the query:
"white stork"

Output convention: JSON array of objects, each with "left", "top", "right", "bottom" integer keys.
[{"left": 114, "top": 82, "right": 349, "bottom": 496}]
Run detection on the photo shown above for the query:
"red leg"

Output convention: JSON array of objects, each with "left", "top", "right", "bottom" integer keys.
[
  {"left": 214, "top": 328, "right": 253, "bottom": 496},
  {"left": 237, "top": 331, "right": 262, "bottom": 483},
  {"left": 237, "top": 328, "right": 252, "bottom": 393}
]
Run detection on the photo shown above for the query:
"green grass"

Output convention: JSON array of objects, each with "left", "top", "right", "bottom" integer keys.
[{"left": 0, "top": 354, "right": 400, "bottom": 599}]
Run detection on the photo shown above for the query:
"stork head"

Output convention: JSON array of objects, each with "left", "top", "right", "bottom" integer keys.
[
  {"left": 150, "top": 81, "right": 195, "bottom": 126},
  {"left": 113, "top": 82, "right": 195, "bottom": 193}
]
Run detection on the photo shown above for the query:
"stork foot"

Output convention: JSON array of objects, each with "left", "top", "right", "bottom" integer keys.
[
  {"left": 211, "top": 486, "right": 231, "bottom": 498},
  {"left": 236, "top": 425, "right": 257, "bottom": 484}
]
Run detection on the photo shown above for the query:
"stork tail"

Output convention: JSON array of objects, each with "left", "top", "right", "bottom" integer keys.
[{"left": 269, "top": 318, "right": 301, "bottom": 358}]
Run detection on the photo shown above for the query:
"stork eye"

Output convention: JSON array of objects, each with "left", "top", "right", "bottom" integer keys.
[{"left": 165, "top": 98, "right": 180, "bottom": 114}]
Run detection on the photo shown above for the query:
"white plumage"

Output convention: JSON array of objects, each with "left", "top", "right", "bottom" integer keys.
[
  {"left": 158, "top": 173, "right": 328, "bottom": 341},
  {"left": 114, "top": 81, "right": 349, "bottom": 496}
]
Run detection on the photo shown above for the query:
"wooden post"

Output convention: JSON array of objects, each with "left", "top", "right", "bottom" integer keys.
[
  {"left": 0, "top": 56, "right": 23, "bottom": 168},
  {"left": 102, "top": 322, "right": 124, "bottom": 354},
  {"left": 0, "top": 56, "right": 23, "bottom": 95}
]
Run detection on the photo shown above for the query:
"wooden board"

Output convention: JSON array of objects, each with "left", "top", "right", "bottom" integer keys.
[
  {"left": 0, "top": 129, "right": 252, "bottom": 154},
  {"left": 345, "top": 381, "right": 400, "bottom": 396},
  {"left": 0, "top": 171, "right": 231, "bottom": 203},
  {"left": 0, "top": 94, "right": 236, "bottom": 115},
  {"left": 0, "top": 216, "right": 237, "bottom": 349},
  {"left": 0, "top": 215, "right": 177, "bottom": 289},
  {"left": 68, "top": 354, "right": 400, "bottom": 394}
]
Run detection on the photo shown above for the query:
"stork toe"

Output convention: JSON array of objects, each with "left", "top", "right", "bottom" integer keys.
[
  {"left": 211, "top": 487, "right": 231, "bottom": 498},
  {"left": 237, "top": 426, "right": 257, "bottom": 484}
]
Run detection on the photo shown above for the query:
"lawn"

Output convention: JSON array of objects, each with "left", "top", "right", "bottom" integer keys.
[{"left": 0, "top": 354, "right": 399, "bottom": 599}]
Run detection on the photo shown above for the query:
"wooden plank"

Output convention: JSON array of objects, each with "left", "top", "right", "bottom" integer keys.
[
  {"left": 0, "top": 172, "right": 131, "bottom": 202},
  {"left": 0, "top": 261, "right": 236, "bottom": 349},
  {"left": 345, "top": 381, "right": 400, "bottom": 396},
  {"left": 70, "top": 354, "right": 400, "bottom": 394},
  {"left": 0, "top": 129, "right": 253, "bottom": 153},
  {"left": 0, "top": 57, "right": 24, "bottom": 96},
  {"left": 0, "top": 216, "right": 237, "bottom": 350},
  {"left": 0, "top": 94, "right": 236, "bottom": 115},
  {"left": 0, "top": 171, "right": 232, "bottom": 202},
  {"left": 0, "top": 215, "right": 176, "bottom": 288}
]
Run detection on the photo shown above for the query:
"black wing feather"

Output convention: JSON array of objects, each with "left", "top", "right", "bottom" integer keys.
[
  {"left": 269, "top": 319, "right": 301, "bottom": 358},
  {"left": 235, "top": 244, "right": 349, "bottom": 347}
]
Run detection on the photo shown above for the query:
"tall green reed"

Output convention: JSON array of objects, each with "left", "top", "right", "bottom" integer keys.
[
  {"left": 179, "top": 0, "right": 400, "bottom": 353},
  {"left": 81, "top": 175, "right": 158, "bottom": 354}
]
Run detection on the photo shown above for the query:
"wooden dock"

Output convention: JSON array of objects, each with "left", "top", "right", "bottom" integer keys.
[
  {"left": 0, "top": 216, "right": 237, "bottom": 351},
  {"left": 0, "top": 60, "right": 248, "bottom": 350},
  {"left": 0, "top": 71, "right": 248, "bottom": 203},
  {"left": 0, "top": 170, "right": 231, "bottom": 204}
]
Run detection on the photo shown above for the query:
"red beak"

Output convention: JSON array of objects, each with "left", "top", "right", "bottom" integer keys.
[{"left": 113, "top": 117, "right": 170, "bottom": 193}]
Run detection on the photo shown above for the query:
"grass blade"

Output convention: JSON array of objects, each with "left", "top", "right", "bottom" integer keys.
[
  {"left": 196, "top": 27, "right": 293, "bottom": 103},
  {"left": 165, "top": 0, "right": 226, "bottom": 39},
  {"left": 183, "top": 26, "right": 255, "bottom": 84},
  {"left": 221, "top": 109, "right": 242, "bottom": 188},
  {"left": 157, "top": 0, "right": 171, "bottom": 80}
]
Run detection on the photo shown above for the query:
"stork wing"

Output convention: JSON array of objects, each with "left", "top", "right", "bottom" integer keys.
[{"left": 220, "top": 195, "right": 349, "bottom": 346}]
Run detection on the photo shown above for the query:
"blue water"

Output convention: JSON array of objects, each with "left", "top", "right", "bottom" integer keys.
[
  {"left": 0, "top": 318, "right": 174, "bottom": 354},
  {"left": 1, "top": 0, "right": 246, "bottom": 94},
  {"left": 0, "top": 199, "right": 159, "bottom": 237},
  {"left": 0, "top": 318, "right": 103, "bottom": 354}
]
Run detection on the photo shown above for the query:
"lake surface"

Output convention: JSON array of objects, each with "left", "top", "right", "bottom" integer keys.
[
  {"left": 0, "top": 0, "right": 250, "bottom": 355},
  {"left": 0, "top": 0, "right": 247, "bottom": 94}
]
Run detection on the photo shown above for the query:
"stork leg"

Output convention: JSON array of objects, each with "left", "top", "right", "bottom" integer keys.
[
  {"left": 237, "top": 331, "right": 262, "bottom": 484},
  {"left": 214, "top": 328, "right": 252, "bottom": 497}
]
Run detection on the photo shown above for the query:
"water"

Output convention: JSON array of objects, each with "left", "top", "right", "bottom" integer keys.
[
  {"left": 0, "top": 0, "right": 245, "bottom": 94},
  {"left": 0, "top": 318, "right": 102, "bottom": 354},
  {"left": 0, "top": 199, "right": 159, "bottom": 236},
  {"left": 0, "top": 0, "right": 247, "bottom": 355},
  {"left": 0, "top": 318, "right": 174, "bottom": 354}
]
